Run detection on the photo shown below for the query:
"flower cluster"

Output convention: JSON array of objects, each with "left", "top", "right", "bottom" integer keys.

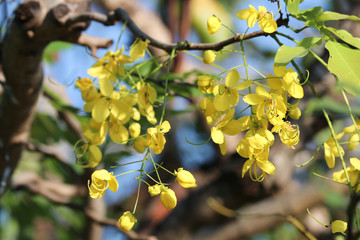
[
  {"left": 328, "top": 120, "right": 360, "bottom": 193},
  {"left": 74, "top": 39, "right": 175, "bottom": 168},
  {"left": 198, "top": 60, "right": 303, "bottom": 181},
  {"left": 87, "top": 168, "right": 196, "bottom": 231},
  {"left": 237, "top": 4, "right": 277, "bottom": 33},
  {"left": 207, "top": 5, "right": 277, "bottom": 35},
  {"left": 76, "top": 39, "right": 196, "bottom": 232},
  {"left": 148, "top": 168, "right": 197, "bottom": 210}
]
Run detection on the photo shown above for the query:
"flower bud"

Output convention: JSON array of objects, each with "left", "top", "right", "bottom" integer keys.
[
  {"left": 207, "top": 16, "right": 221, "bottom": 34},
  {"left": 288, "top": 107, "right": 301, "bottom": 120},
  {"left": 160, "top": 186, "right": 177, "bottom": 210},
  {"left": 119, "top": 211, "right": 137, "bottom": 232},
  {"left": 148, "top": 184, "right": 161, "bottom": 197},
  {"left": 203, "top": 50, "right": 216, "bottom": 64},
  {"left": 175, "top": 168, "right": 197, "bottom": 188},
  {"left": 331, "top": 220, "right": 347, "bottom": 234}
]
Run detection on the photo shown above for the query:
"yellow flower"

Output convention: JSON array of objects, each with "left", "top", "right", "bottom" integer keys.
[
  {"left": 76, "top": 78, "right": 99, "bottom": 102},
  {"left": 331, "top": 220, "right": 347, "bottom": 234},
  {"left": 203, "top": 50, "right": 216, "bottom": 64},
  {"left": 288, "top": 102, "right": 301, "bottom": 120},
  {"left": 109, "top": 118, "right": 129, "bottom": 144},
  {"left": 342, "top": 123, "right": 360, "bottom": 150},
  {"left": 175, "top": 168, "right": 197, "bottom": 188},
  {"left": 237, "top": 5, "right": 277, "bottom": 33},
  {"left": 207, "top": 15, "right": 221, "bottom": 34},
  {"left": 258, "top": 12, "right": 277, "bottom": 33},
  {"left": 88, "top": 169, "right": 118, "bottom": 198},
  {"left": 133, "top": 136, "right": 149, "bottom": 153},
  {"left": 160, "top": 185, "right": 177, "bottom": 210},
  {"left": 271, "top": 66, "right": 303, "bottom": 99},
  {"left": 237, "top": 4, "right": 260, "bottom": 28},
  {"left": 137, "top": 82, "right": 158, "bottom": 124},
  {"left": 282, "top": 69, "right": 303, "bottom": 99},
  {"left": 75, "top": 143, "right": 102, "bottom": 168},
  {"left": 148, "top": 184, "right": 161, "bottom": 197},
  {"left": 88, "top": 47, "right": 132, "bottom": 97},
  {"left": 130, "top": 39, "right": 150, "bottom": 61},
  {"left": 211, "top": 109, "right": 251, "bottom": 147},
  {"left": 91, "top": 93, "right": 132, "bottom": 123},
  {"left": 213, "top": 69, "right": 252, "bottom": 111},
  {"left": 75, "top": 129, "right": 104, "bottom": 168},
  {"left": 348, "top": 132, "right": 360, "bottom": 151},
  {"left": 119, "top": 211, "right": 137, "bottom": 232},
  {"left": 333, "top": 157, "right": 360, "bottom": 192},
  {"left": 129, "top": 122, "right": 141, "bottom": 138},
  {"left": 278, "top": 121, "right": 300, "bottom": 149},
  {"left": 199, "top": 97, "right": 223, "bottom": 125},
  {"left": 147, "top": 121, "right": 171, "bottom": 154},
  {"left": 236, "top": 128, "right": 275, "bottom": 181},
  {"left": 243, "top": 86, "right": 287, "bottom": 127},
  {"left": 197, "top": 75, "right": 214, "bottom": 94},
  {"left": 83, "top": 122, "right": 107, "bottom": 145},
  {"left": 324, "top": 132, "right": 344, "bottom": 168}
]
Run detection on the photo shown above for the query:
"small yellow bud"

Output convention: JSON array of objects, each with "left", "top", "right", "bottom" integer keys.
[
  {"left": 203, "top": 50, "right": 216, "bottom": 64},
  {"left": 175, "top": 168, "right": 197, "bottom": 188},
  {"left": 133, "top": 136, "right": 148, "bottom": 153},
  {"left": 160, "top": 186, "right": 177, "bottom": 210},
  {"left": 207, "top": 16, "right": 221, "bottom": 34},
  {"left": 288, "top": 107, "right": 301, "bottom": 120},
  {"left": 331, "top": 220, "right": 347, "bottom": 234},
  {"left": 148, "top": 184, "right": 161, "bottom": 197},
  {"left": 119, "top": 211, "right": 137, "bottom": 232}
]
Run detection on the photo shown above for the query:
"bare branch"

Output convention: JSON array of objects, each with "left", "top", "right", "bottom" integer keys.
[
  {"left": 65, "top": 8, "right": 287, "bottom": 52},
  {"left": 12, "top": 171, "right": 85, "bottom": 204},
  {"left": 84, "top": 209, "right": 158, "bottom": 240}
]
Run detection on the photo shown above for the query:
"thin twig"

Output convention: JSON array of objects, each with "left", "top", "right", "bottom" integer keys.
[{"left": 66, "top": 8, "right": 287, "bottom": 52}]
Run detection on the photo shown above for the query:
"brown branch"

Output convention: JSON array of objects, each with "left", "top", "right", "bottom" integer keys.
[
  {"left": 199, "top": 185, "right": 323, "bottom": 240},
  {"left": 76, "top": 33, "right": 113, "bottom": 57},
  {"left": 65, "top": 8, "right": 286, "bottom": 52},
  {"left": 43, "top": 89, "right": 83, "bottom": 140},
  {"left": 13, "top": 171, "right": 157, "bottom": 240},
  {"left": 12, "top": 171, "right": 85, "bottom": 204},
  {"left": 0, "top": 0, "right": 112, "bottom": 197},
  {"left": 84, "top": 209, "right": 158, "bottom": 240}
]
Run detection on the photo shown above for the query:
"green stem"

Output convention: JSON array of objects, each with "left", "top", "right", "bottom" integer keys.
[
  {"left": 159, "top": 48, "right": 177, "bottom": 125},
  {"left": 148, "top": 150, "right": 163, "bottom": 184},
  {"left": 132, "top": 149, "right": 149, "bottom": 214},
  {"left": 322, "top": 109, "right": 354, "bottom": 196},
  {"left": 116, "top": 20, "right": 128, "bottom": 50},
  {"left": 342, "top": 90, "right": 360, "bottom": 137}
]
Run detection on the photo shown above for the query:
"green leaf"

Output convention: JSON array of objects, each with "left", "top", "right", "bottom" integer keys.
[
  {"left": 325, "top": 41, "right": 360, "bottom": 97},
  {"left": 304, "top": 96, "right": 360, "bottom": 116},
  {"left": 284, "top": 0, "right": 300, "bottom": 15},
  {"left": 274, "top": 37, "right": 322, "bottom": 66},
  {"left": 168, "top": 82, "right": 200, "bottom": 98},
  {"left": 31, "top": 113, "right": 63, "bottom": 144},
  {"left": 317, "top": 11, "right": 360, "bottom": 22},
  {"left": 326, "top": 27, "right": 360, "bottom": 49},
  {"left": 296, "top": 6, "right": 323, "bottom": 22}
]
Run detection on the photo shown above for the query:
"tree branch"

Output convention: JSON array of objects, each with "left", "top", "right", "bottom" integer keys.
[{"left": 65, "top": 8, "right": 287, "bottom": 52}]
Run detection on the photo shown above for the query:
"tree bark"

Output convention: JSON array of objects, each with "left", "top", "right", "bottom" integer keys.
[{"left": 0, "top": 0, "right": 112, "bottom": 196}]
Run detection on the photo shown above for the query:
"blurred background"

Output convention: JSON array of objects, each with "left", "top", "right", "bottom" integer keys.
[{"left": 2, "top": 0, "right": 358, "bottom": 239}]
